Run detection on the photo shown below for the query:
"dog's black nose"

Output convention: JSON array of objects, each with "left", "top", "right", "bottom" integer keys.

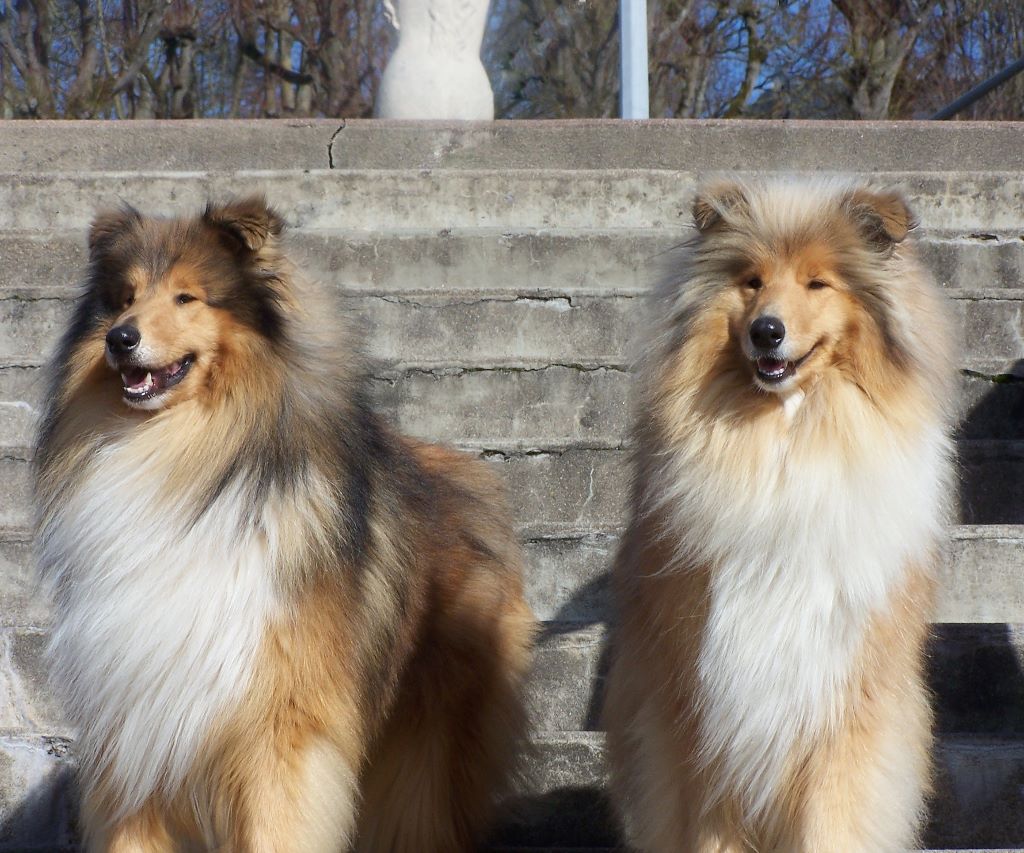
[
  {"left": 749, "top": 316, "right": 785, "bottom": 349},
  {"left": 106, "top": 325, "right": 141, "bottom": 354}
]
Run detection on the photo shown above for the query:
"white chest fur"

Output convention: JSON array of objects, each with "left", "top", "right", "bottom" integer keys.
[
  {"left": 37, "top": 443, "right": 280, "bottom": 816},
  {"left": 654, "top": 399, "right": 949, "bottom": 819}
]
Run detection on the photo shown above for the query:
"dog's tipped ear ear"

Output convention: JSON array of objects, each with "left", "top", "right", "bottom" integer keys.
[
  {"left": 88, "top": 205, "right": 141, "bottom": 256},
  {"left": 844, "top": 187, "right": 915, "bottom": 250},
  {"left": 692, "top": 182, "right": 749, "bottom": 233},
  {"left": 203, "top": 196, "right": 284, "bottom": 253}
]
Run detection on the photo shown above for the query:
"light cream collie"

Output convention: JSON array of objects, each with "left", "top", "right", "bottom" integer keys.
[
  {"left": 33, "top": 197, "right": 536, "bottom": 851},
  {"left": 603, "top": 178, "right": 957, "bottom": 852}
]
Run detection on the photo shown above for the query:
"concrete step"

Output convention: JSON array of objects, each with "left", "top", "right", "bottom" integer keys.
[
  {"left": 3, "top": 716, "right": 1023, "bottom": 849},
  {"left": 3, "top": 523, "right": 1024, "bottom": 631},
  {"left": 7, "top": 436, "right": 1024, "bottom": 529},
  {"left": 2, "top": 119, "right": 1023, "bottom": 174},
  {"left": 4, "top": 365, "right": 1024, "bottom": 463},
  {"left": 2, "top": 119, "right": 1023, "bottom": 850},
  {"left": 2, "top": 170, "right": 1024, "bottom": 233},
  {"left": 5, "top": 229, "right": 1024, "bottom": 297},
  {"left": 527, "top": 623, "right": 1024, "bottom": 736},
  {"left": 4, "top": 270, "right": 1024, "bottom": 374},
  {"left": 488, "top": 732, "right": 1024, "bottom": 850}
]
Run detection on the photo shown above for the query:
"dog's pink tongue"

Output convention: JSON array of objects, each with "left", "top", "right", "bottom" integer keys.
[
  {"left": 757, "top": 356, "right": 786, "bottom": 373},
  {"left": 122, "top": 367, "right": 148, "bottom": 387}
]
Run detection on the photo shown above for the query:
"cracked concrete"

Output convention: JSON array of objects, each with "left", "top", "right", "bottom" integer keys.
[{"left": 326, "top": 119, "right": 347, "bottom": 169}]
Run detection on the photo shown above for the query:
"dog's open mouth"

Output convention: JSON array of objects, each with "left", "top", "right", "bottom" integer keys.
[
  {"left": 754, "top": 344, "right": 818, "bottom": 385},
  {"left": 120, "top": 355, "right": 194, "bottom": 401}
]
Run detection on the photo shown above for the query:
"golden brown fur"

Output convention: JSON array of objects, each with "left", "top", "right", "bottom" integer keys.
[
  {"left": 603, "top": 178, "right": 956, "bottom": 852},
  {"left": 33, "top": 197, "right": 535, "bottom": 852}
]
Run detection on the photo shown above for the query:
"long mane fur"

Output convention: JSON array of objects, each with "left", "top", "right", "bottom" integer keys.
[
  {"left": 32, "top": 202, "right": 415, "bottom": 817},
  {"left": 625, "top": 177, "right": 958, "bottom": 826}
]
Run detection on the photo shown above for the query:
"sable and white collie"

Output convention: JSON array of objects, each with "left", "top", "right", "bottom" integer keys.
[
  {"left": 33, "top": 197, "right": 536, "bottom": 852},
  {"left": 603, "top": 179, "right": 956, "bottom": 852}
]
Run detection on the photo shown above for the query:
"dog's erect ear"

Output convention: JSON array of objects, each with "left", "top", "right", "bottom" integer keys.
[
  {"left": 692, "top": 181, "right": 749, "bottom": 233},
  {"left": 203, "top": 196, "right": 284, "bottom": 254},
  {"left": 88, "top": 205, "right": 142, "bottom": 256},
  {"left": 843, "top": 187, "right": 915, "bottom": 251}
]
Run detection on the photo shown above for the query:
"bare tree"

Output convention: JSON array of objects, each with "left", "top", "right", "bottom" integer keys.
[
  {"left": 893, "top": 0, "right": 1024, "bottom": 118},
  {"left": 230, "top": 0, "right": 392, "bottom": 117},
  {"left": 487, "top": 0, "right": 766, "bottom": 119},
  {"left": 486, "top": 0, "right": 621, "bottom": 118},
  {"left": 0, "top": 0, "right": 171, "bottom": 117},
  {"left": 0, "top": 0, "right": 1020, "bottom": 120},
  {"left": 830, "top": 0, "right": 929, "bottom": 118}
]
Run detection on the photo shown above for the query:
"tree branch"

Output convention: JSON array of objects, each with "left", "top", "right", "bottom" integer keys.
[{"left": 239, "top": 38, "right": 314, "bottom": 85}]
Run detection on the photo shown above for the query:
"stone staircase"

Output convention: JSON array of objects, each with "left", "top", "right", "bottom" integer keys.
[{"left": 2, "top": 119, "right": 1024, "bottom": 851}]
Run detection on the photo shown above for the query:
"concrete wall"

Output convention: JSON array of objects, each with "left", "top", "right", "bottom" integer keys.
[{"left": 2, "top": 120, "right": 1024, "bottom": 850}]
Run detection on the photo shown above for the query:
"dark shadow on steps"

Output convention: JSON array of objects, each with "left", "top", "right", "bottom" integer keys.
[
  {"left": 488, "top": 573, "right": 622, "bottom": 851},
  {"left": 924, "top": 623, "right": 1024, "bottom": 849},
  {"left": 537, "top": 574, "right": 612, "bottom": 731},
  {"left": 958, "top": 360, "right": 1024, "bottom": 523},
  {"left": 485, "top": 787, "right": 621, "bottom": 852},
  {"left": 0, "top": 751, "right": 77, "bottom": 852},
  {"left": 927, "top": 361, "right": 1024, "bottom": 848}
]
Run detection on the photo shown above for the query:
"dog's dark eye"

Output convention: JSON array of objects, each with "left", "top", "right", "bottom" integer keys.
[
  {"left": 122, "top": 294, "right": 134, "bottom": 309},
  {"left": 175, "top": 293, "right": 197, "bottom": 305},
  {"left": 745, "top": 277, "right": 763, "bottom": 290},
  {"left": 808, "top": 280, "right": 828, "bottom": 291}
]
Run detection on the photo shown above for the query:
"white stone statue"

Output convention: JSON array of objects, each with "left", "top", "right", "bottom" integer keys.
[{"left": 375, "top": 0, "right": 495, "bottom": 119}]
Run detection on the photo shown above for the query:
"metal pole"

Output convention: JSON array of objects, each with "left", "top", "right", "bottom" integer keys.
[
  {"left": 620, "top": 0, "right": 649, "bottom": 119},
  {"left": 931, "top": 55, "right": 1024, "bottom": 120}
]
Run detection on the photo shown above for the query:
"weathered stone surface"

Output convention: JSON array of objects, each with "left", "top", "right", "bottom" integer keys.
[
  {"left": 0, "top": 367, "right": 39, "bottom": 454},
  {"left": 10, "top": 230, "right": 1024, "bottom": 299},
  {"left": 373, "top": 370, "right": 631, "bottom": 452},
  {"left": 5, "top": 228, "right": 1024, "bottom": 299},
  {"left": 3, "top": 363, "right": 1024, "bottom": 460},
  {"left": 0, "top": 536, "right": 47, "bottom": 630},
  {"left": 0, "top": 119, "right": 340, "bottom": 172},
  {"left": 922, "top": 238, "right": 1024, "bottom": 291},
  {"left": 939, "top": 528, "right": 1024, "bottom": 622},
  {"left": 2, "top": 631, "right": 67, "bottom": 736},
  {"left": 0, "top": 461, "right": 31, "bottom": 529},
  {"left": 3, "top": 171, "right": 1024, "bottom": 233},
  {"left": 349, "top": 294, "right": 639, "bottom": 370},
  {"left": 1, "top": 292, "right": 641, "bottom": 371},
  {"left": 527, "top": 627, "right": 606, "bottom": 733},
  {"left": 322, "top": 120, "right": 1024, "bottom": 173},
  {"left": 0, "top": 298, "right": 66, "bottom": 368},
  {"left": 522, "top": 535, "right": 615, "bottom": 623},
  {"left": 6, "top": 288, "right": 1024, "bottom": 378},
  {"left": 488, "top": 449, "right": 627, "bottom": 537},
  {"left": 3, "top": 119, "right": 1023, "bottom": 174}
]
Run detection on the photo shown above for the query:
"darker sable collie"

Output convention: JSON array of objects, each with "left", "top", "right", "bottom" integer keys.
[
  {"left": 33, "top": 197, "right": 535, "bottom": 851},
  {"left": 604, "top": 179, "right": 956, "bottom": 852}
]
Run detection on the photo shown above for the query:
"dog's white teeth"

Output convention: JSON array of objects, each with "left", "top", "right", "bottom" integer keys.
[{"left": 144, "top": 372, "right": 153, "bottom": 387}]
